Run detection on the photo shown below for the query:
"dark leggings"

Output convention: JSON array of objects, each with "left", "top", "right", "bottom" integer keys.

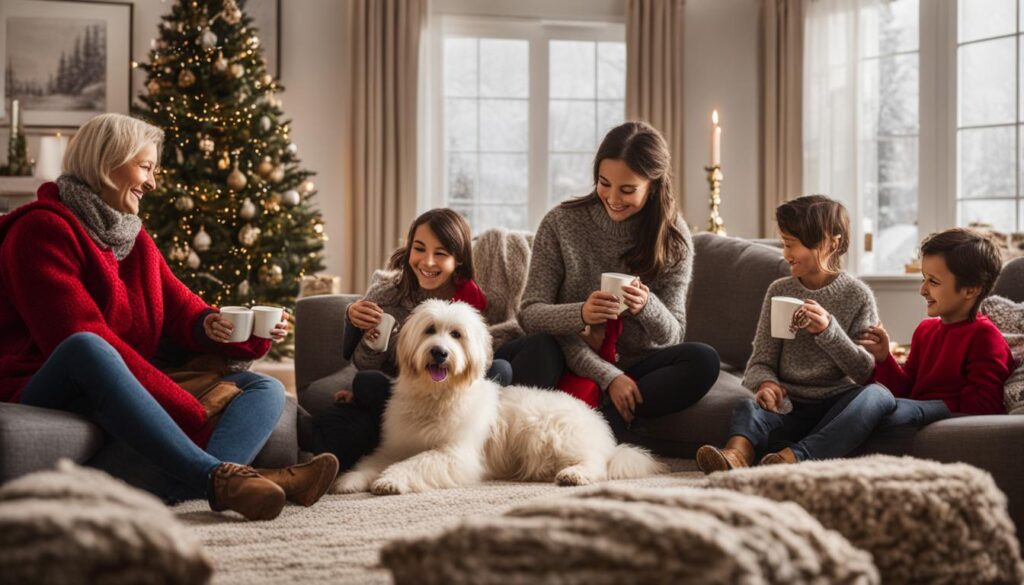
[
  {"left": 312, "top": 360, "right": 512, "bottom": 471},
  {"left": 598, "top": 341, "right": 720, "bottom": 438},
  {"left": 494, "top": 333, "right": 566, "bottom": 388}
]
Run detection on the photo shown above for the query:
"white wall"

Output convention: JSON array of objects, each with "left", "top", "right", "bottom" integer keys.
[{"left": 683, "top": 0, "right": 760, "bottom": 239}]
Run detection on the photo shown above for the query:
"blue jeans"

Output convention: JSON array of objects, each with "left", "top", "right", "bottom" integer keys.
[
  {"left": 728, "top": 383, "right": 896, "bottom": 461},
  {"left": 879, "top": 398, "right": 952, "bottom": 428},
  {"left": 19, "top": 333, "right": 285, "bottom": 499}
]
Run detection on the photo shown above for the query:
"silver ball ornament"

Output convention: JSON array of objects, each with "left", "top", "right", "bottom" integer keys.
[
  {"left": 186, "top": 250, "right": 201, "bottom": 269},
  {"left": 282, "top": 189, "right": 301, "bottom": 206},
  {"left": 174, "top": 195, "right": 194, "bottom": 211},
  {"left": 239, "top": 198, "right": 257, "bottom": 219},
  {"left": 200, "top": 28, "right": 218, "bottom": 51},
  {"left": 192, "top": 226, "right": 211, "bottom": 252}
]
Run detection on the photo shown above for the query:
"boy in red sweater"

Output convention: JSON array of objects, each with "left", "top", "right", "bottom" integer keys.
[{"left": 858, "top": 228, "right": 1014, "bottom": 423}]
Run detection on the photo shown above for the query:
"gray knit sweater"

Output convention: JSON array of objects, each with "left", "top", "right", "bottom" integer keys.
[
  {"left": 519, "top": 199, "right": 693, "bottom": 390},
  {"left": 742, "top": 272, "right": 879, "bottom": 401}
]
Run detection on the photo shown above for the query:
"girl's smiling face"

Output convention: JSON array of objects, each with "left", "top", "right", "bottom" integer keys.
[{"left": 409, "top": 224, "right": 459, "bottom": 291}]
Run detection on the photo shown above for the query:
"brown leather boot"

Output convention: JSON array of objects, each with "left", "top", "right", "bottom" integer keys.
[
  {"left": 696, "top": 445, "right": 750, "bottom": 474},
  {"left": 759, "top": 448, "right": 798, "bottom": 466},
  {"left": 208, "top": 463, "right": 286, "bottom": 521},
  {"left": 256, "top": 453, "right": 340, "bottom": 507}
]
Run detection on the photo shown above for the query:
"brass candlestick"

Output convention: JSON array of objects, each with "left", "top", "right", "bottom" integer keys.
[{"left": 704, "top": 164, "right": 726, "bottom": 235}]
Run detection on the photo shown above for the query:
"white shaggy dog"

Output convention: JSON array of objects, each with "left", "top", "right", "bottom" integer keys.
[{"left": 332, "top": 300, "right": 666, "bottom": 495}]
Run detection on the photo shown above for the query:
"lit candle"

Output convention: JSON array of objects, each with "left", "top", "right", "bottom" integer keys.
[
  {"left": 11, "top": 99, "right": 19, "bottom": 139},
  {"left": 711, "top": 110, "right": 721, "bottom": 166}
]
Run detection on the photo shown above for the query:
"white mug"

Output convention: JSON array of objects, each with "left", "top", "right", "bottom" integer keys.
[
  {"left": 770, "top": 296, "right": 805, "bottom": 339},
  {"left": 364, "top": 313, "right": 397, "bottom": 352},
  {"left": 601, "top": 272, "right": 636, "bottom": 315},
  {"left": 252, "top": 305, "right": 284, "bottom": 339},
  {"left": 219, "top": 306, "right": 254, "bottom": 343}
]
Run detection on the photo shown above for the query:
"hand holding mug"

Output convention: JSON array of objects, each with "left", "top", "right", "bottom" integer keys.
[
  {"left": 791, "top": 300, "right": 831, "bottom": 335},
  {"left": 203, "top": 312, "right": 234, "bottom": 343},
  {"left": 608, "top": 374, "right": 643, "bottom": 424},
  {"left": 857, "top": 323, "right": 891, "bottom": 363},
  {"left": 269, "top": 309, "right": 291, "bottom": 343},
  {"left": 582, "top": 291, "right": 621, "bottom": 325},
  {"left": 755, "top": 381, "right": 787, "bottom": 412},
  {"left": 348, "top": 299, "right": 383, "bottom": 330},
  {"left": 621, "top": 278, "right": 649, "bottom": 315}
]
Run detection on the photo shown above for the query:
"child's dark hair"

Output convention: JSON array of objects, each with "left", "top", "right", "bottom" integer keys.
[
  {"left": 920, "top": 228, "right": 1002, "bottom": 320},
  {"left": 387, "top": 209, "right": 475, "bottom": 300},
  {"left": 775, "top": 195, "right": 850, "bottom": 273}
]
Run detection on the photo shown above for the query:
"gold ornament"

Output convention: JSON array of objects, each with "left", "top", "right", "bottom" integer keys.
[
  {"left": 217, "top": 152, "right": 231, "bottom": 170},
  {"left": 147, "top": 79, "right": 161, "bottom": 95},
  {"left": 261, "top": 73, "right": 273, "bottom": 86},
  {"left": 198, "top": 136, "right": 215, "bottom": 154},
  {"left": 240, "top": 197, "right": 257, "bottom": 219},
  {"left": 269, "top": 165, "right": 285, "bottom": 184},
  {"left": 186, "top": 250, "right": 201, "bottom": 269},
  {"left": 230, "top": 63, "right": 245, "bottom": 78},
  {"left": 282, "top": 189, "right": 301, "bottom": 207},
  {"left": 256, "top": 156, "right": 274, "bottom": 178},
  {"left": 301, "top": 180, "right": 316, "bottom": 194},
  {"left": 213, "top": 53, "right": 229, "bottom": 74},
  {"left": 238, "top": 224, "right": 261, "bottom": 247},
  {"left": 259, "top": 264, "right": 283, "bottom": 285},
  {"left": 238, "top": 279, "right": 251, "bottom": 298},
  {"left": 227, "top": 165, "right": 248, "bottom": 190},
  {"left": 192, "top": 226, "right": 212, "bottom": 252},
  {"left": 174, "top": 195, "right": 194, "bottom": 211},
  {"left": 200, "top": 27, "right": 218, "bottom": 51},
  {"left": 178, "top": 69, "right": 196, "bottom": 88}
]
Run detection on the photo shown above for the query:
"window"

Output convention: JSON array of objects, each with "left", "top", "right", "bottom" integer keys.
[
  {"left": 432, "top": 18, "right": 625, "bottom": 233},
  {"left": 804, "top": 0, "right": 920, "bottom": 275},
  {"left": 956, "top": 0, "right": 1021, "bottom": 231}
]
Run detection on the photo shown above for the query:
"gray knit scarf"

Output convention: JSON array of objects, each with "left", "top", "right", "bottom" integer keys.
[{"left": 56, "top": 174, "right": 142, "bottom": 260}]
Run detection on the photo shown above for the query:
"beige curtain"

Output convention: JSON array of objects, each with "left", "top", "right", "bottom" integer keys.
[
  {"left": 625, "top": 0, "right": 686, "bottom": 207},
  {"left": 760, "top": 0, "right": 805, "bottom": 235},
  {"left": 342, "top": 0, "right": 428, "bottom": 293}
]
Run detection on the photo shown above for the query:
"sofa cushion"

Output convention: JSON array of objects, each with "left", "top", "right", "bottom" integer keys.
[
  {"left": 0, "top": 460, "right": 212, "bottom": 584},
  {"left": 686, "top": 234, "right": 790, "bottom": 369},
  {"left": 295, "top": 293, "right": 360, "bottom": 392},
  {"left": 381, "top": 485, "right": 878, "bottom": 585},
  {"left": 705, "top": 455, "right": 1024, "bottom": 584},
  {"left": 0, "top": 402, "right": 104, "bottom": 481},
  {"left": 631, "top": 370, "right": 750, "bottom": 458}
]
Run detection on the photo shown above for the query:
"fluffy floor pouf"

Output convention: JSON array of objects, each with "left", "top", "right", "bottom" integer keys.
[
  {"left": 380, "top": 485, "right": 878, "bottom": 585},
  {"left": 0, "top": 460, "right": 212, "bottom": 585},
  {"left": 704, "top": 455, "right": 1024, "bottom": 585}
]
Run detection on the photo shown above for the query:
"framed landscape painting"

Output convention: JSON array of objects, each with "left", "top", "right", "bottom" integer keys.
[{"left": 0, "top": 0, "right": 132, "bottom": 128}]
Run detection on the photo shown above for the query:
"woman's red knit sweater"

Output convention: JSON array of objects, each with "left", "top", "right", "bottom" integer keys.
[{"left": 0, "top": 183, "right": 270, "bottom": 443}]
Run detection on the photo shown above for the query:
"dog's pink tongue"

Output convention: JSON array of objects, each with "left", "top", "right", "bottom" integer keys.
[{"left": 427, "top": 365, "right": 448, "bottom": 382}]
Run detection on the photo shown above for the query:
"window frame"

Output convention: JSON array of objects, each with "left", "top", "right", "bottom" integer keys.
[{"left": 429, "top": 15, "right": 625, "bottom": 231}]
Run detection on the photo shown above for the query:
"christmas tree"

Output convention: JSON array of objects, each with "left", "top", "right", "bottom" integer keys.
[{"left": 134, "top": 0, "right": 326, "bottom": 358}]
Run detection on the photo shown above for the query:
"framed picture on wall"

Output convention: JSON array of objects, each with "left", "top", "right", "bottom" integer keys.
[
  {"left": 245, "top": 0, "right": 281, "bottom": 79},
  {"left": 0, "top": 0, "right": 132, "bottom": 128}
]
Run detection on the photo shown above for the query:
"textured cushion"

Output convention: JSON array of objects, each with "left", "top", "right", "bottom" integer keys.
[
  {"left": 979, "top": 295, "right": 1024, "bottom": 413},
  {"left": 705, "top": 455, "right": 1024, "bottom": 584},
  {"left": 0, "top": 402, "right": 104, "bottom": 482},
  {"left": 381, "top": 485, "right": 878, "bottom": 585},
  {"left": 0, "top": 460, "right": 212, "bottom": 584},
  {"left": 685, "top": 234, "right": 791, "bottom": 369},
  {"left": 294, "top": 293, "right": 359, "bottom": 392}
]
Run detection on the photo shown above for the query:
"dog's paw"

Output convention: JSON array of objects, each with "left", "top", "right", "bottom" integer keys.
[
  {"left": 370, "top": 475, "right": 409, "bottom": 496},
  {"left": 555, "top": 466, "right": 598, "bottom": 487},
  {"left": 331, "top": 471, "right": 371, "bottom": 494}
]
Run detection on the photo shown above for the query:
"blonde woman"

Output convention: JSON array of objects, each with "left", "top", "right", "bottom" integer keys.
[{"left": 0, "top": 114, "right": 336, "bottom": 520}]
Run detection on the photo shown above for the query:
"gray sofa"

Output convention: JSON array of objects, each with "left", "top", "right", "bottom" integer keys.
[{"left": 294, "top": 233, "right": 1024, "bottom": 537}]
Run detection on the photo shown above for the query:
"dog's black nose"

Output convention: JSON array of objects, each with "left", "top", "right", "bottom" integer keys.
[{"left": 430, "top": 347, "right": 449, "bottom": 364}]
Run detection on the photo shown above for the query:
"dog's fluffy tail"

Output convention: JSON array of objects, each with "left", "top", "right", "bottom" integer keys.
[{"left": 606, "top": 444, "right": 668, "bottom": 479}]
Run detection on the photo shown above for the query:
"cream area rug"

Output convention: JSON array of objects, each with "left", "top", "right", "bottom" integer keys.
[{"left": 173, "top": 460, "right": 703, "bottom": 584}]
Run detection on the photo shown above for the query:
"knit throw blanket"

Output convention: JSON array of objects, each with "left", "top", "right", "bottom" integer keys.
[
  {"left": 381, "top": 484, "right": 879, "bottom": 584},
  {"left": 56, "top": 174, "right": 141, "bottom": 260},
  {"left": 472, "top": 228, "right": 534, "bottom": 349}
]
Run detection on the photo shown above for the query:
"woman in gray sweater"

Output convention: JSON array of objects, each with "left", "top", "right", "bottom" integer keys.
[{"left": 514, "top": 121, "right": 720, "bottom": 439}]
